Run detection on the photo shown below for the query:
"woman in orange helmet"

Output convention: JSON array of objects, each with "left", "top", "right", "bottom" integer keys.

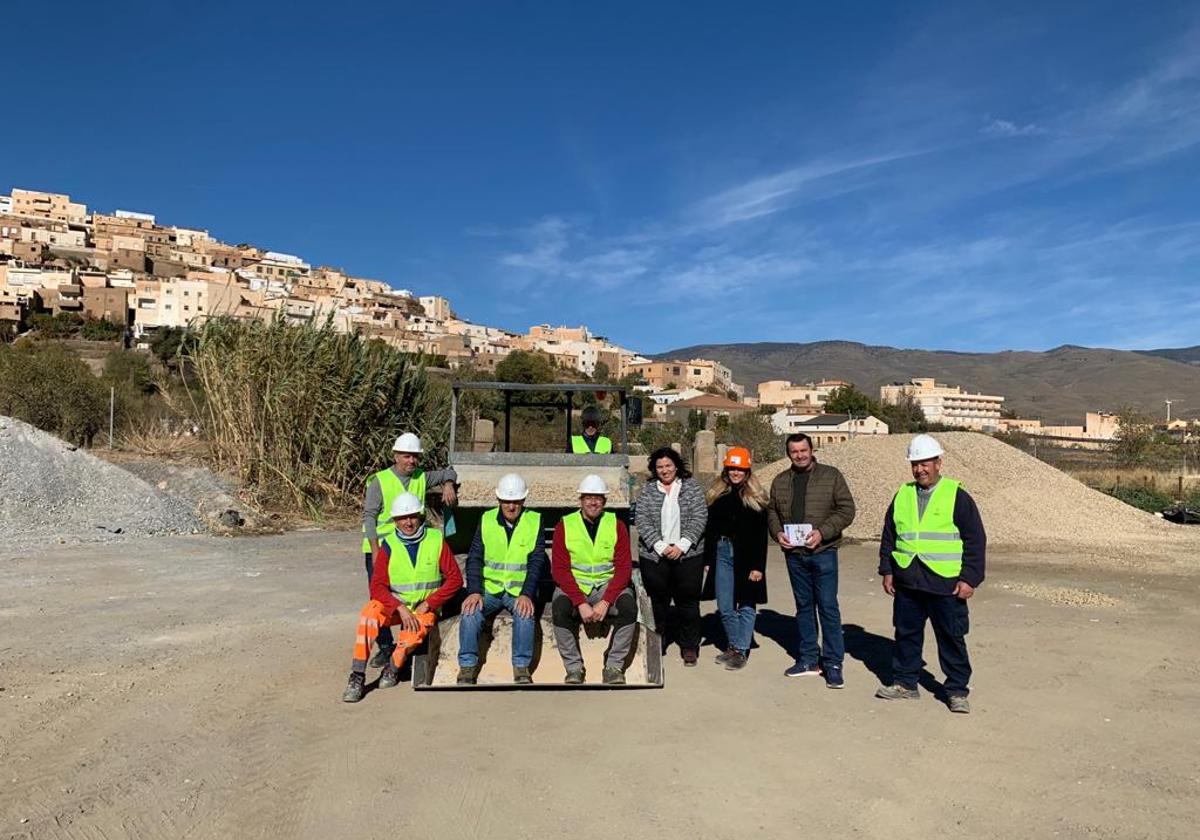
[{"left": 702, "top": 446, "right": 770, "bottom": 670}]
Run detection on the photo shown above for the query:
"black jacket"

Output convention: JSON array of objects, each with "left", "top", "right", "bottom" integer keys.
[
  {"left": 701, "top": 489, "right": 769, "bottom": 605},
  {"left": 878, "top": 482, "right": 986, "bottom": 595}
]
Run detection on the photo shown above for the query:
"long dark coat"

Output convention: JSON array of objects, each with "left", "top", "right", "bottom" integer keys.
[{"left": 701, "top": 489, "right": 769, "bottom": 605}]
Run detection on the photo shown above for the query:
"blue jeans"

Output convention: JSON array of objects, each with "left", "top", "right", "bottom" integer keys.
[
  {"left": 364, "top": 552, "right": 393, "bottom": 647},
  {"left": 714, "top": 538, "right": 756, "bottom": 654},
  {"left": 784, "top": 549, "right": 844, "bottom": 668},
  {"left": 892, "top": 585, "right": 971, "bottom": 695},
  {"left": 457, "top": 591, "right": 536, "bottom": 668}
]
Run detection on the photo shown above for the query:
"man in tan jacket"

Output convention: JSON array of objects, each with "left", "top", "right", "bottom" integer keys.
[{"left": 767, "top": 433, "right": 856, "bottom": 688}]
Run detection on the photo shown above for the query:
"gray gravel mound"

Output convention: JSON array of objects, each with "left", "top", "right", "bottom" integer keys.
[
  {"left": 0, "top": 416, "right": 204, "bottom": 550},
  {"left": 758, "top": 432, "right": 1196, "bottom": 558}
]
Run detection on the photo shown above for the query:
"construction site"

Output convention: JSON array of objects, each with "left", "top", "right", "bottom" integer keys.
[{"left": 1, "top": 379, "right": 1198, "bottom": 840}]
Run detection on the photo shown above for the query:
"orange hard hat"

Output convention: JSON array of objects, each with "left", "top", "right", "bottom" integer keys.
[{"left": 724, "top": 446, "right": 752, "bottom": 469}]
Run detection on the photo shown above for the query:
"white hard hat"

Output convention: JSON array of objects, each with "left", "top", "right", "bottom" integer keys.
[
  {"left": 577, "top": 474, "right": 609, "bottom": 496},
  {"left": 389, "top": 492, "right": 425, "bottom": 518},
  {"left": 392, "top": 432, "right": 423, "bottom": 453},
  {"left": 496, "top": 473, "right": 529, "bottom": 502},
  {"left": 907, "top": 434, "right": 944, "bottom": 462}
]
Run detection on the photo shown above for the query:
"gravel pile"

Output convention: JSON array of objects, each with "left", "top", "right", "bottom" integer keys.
[
  {"left": 757, "top": 432, "right": 1196, "bottom": 557},
  {"left": 0, "top": 416, "right": 204, "bottom": 551}
]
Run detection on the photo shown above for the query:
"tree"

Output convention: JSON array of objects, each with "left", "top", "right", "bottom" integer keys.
[
  {"left": 718, "top": 411, "right": 784, "bottom": 467},
  {"left": 824, "top": 384, "right": 877, "bottom": 416},
  {"left": 1112, "top": 407, "right": 1156, "bottom": 465},
  {"left": 592, "top": 360, "right": 611, "bottom": 383},
  {"left": 877, "top": 392, "right": 926, "bottom": 434},
  {"left": 496, "top": 350, "right": 556, "bottom": 384}
]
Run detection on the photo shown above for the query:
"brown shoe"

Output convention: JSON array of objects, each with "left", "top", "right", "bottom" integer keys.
[{"left": 682, "top": 648, "right": 698, "bottom": 667}]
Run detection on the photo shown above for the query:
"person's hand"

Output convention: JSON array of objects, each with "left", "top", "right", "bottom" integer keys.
[
  {"left": 414, "top": 601, "right": 431, "bottom": 616},
  {"left": 368, "top": 539, "right": 380, "bottom": 557},
  {"left": 777, "top": 531, "right": 794, "bottom": 549},
  {"left": 748, "top": 570, "right": 763, "bottom": 582},
  {"left": 662, "top": 545, "right": 683, "bottom": 561},
  {"left": 591, "top": 600, "right": 611, "bottom": 623},
  {"left": 577, "top": 602, "right": 595, "bottom": 623},
  {"left": 882, "top": 574, "right": 895, "bottom": 596},
  {"left": 514, "top": 595, "right": 535, "bottom": 619},
  {"left": 462, "top": 593, "right": 483, "bottom": 615},
  {"left": 396, "top": 604, "right": 420, "bottom": 633},
  {"left": 954, "top": 581, "right": 975, "bottom": 600},
  {"left": 441, "top": 483, "right": 458, "bottom": 506},
  {"left": 804, "top": 528, "right": 823, "bottom": 550}
]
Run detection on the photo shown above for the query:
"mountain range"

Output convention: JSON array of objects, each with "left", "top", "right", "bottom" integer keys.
[{"left": 655, "top": 342, "right": 1200, "bottom": 423}]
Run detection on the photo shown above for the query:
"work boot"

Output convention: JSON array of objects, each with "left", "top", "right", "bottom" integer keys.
[
  {"left": 724, "top": 651, "right": 748, "bottom": 671},
  {"left": 875, "top": 684, "right": 920, "bottom": 701},
  {"left": 564, "top": 669, "right": 585, "bottom": 685},
  {"left": 714, "top": 647, "right": 735, "bottom": 665},
  {"left": 602, "top": 667, "right": 626, "bottom": 685},
  {"left": 342, "top": 672, "right": 366, "bottom": 703},
  {"left": 369, "top": 644, "right": 396, "bottom": 669},
  {"left": 457, "top": 666, "right": 480, "bottom": 686},
  {"left": 513, "top": 666, "right": 533, "bottom": 685},
  {"left": 681, "top": 648, "right": 698, "bottom": 667},
  {"left": 378, "top": 660, "right": 401, "bottom": 689},
  {"left": 948, "top": 695, "right": 971, "bottom": 714}
]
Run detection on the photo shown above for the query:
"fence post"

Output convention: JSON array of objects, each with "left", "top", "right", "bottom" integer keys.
[{"left": 108, "top": 386, "right": 115, "bottom": 448}]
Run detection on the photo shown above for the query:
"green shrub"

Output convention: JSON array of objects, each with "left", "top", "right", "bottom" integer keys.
[
  {"left": 1106, "top": 484, "right": 1173, "bottom": 513},
  {"left": 80, "top": 317, "right": 123, "bottom": 341},
  {"left": 0, "top": 342, "right": 108, "bottom": 445},
  {"left": 28, "top": 312, "right": 83, "bottom": 338}
]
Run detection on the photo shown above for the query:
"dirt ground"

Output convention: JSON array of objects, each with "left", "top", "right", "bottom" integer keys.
[{"left": 2, "top": 532, "right": 1198, "bottom": 840}]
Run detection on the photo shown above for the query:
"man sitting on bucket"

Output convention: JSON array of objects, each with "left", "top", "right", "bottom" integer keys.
[
  {"left": 550, "top": 474, "right": 636, "bottom": 685},
  {"left": 457, "top": 473, "right": 547, "bottom": 685},
  {"left": 343, "top": 492, "right": 463, "bottom": 703}
]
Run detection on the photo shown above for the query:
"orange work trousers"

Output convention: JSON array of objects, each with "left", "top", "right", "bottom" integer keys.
[{"left": 351, "top": 600, "right": 436, "bottom": 673}]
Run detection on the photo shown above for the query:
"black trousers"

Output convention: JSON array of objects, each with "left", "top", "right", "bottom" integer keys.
[
  {"left": 892, "top": 585, "right": 972, "bottom": 695},
  {"left": 639, "top": 554, "right": 704, "bottom": 651}
]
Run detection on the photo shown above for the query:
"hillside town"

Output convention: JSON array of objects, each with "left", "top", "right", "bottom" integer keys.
[{"left": 0, "top": 186, "right": 1172, "bottom": 446}]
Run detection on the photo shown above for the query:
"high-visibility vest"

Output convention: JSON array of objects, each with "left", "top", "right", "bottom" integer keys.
[
  {"left": 571, "top": 435, "right": 612, "bottom": 454},
  {"left": 562, "top": 510, "right": 618, "bottom": 592},
  {"left": 891, "top": 479, "right": 964, "bottom": 578},
  {"left": 480, "top": 508, "right": 541, "bottom": 596},
  {"left": 383, "top": 528, "right": 444, "bottom": 608},
  {"left": 361, "top": 468, "right": 426, "bottom": 552}
]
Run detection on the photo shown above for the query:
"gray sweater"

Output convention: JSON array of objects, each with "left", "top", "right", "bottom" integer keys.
[
  {"left": 634, "top": 477, "right": 708, "bottom": 562},
  {"left": 361, "top": 465, "right": 458, "bottom": 542}
]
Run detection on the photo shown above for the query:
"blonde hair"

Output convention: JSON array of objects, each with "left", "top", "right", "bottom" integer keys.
[{"left": 706, "top": 467, "right": 769, "bottom": 511}]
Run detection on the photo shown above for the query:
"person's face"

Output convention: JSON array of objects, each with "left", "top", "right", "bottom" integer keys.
[
  {"left": 393, "top": 451, "right": 419, "bottom": 474},
  {"left": 655, "top": 456, "right": 678, "bottom": 484},
  {"left": 911, "top": 457, "right": 941, "bottom": 488},
  {"left": 394, "top": 513, "right": 422, "bottom": 535},
  {"left": 499, "top": 499, "right": 524, "bottom": 522},
  {"left": 787, "top": 440, "right": 814, "bottom": 470},
  {"left": 580, "top": 494, "right": 606, "bottom": 519},
  {"left": 584, "top": 421, "right": 599, "bottom": 436},
  {"left": 726, "top": 467, "right": 747, "bottom": 486}
]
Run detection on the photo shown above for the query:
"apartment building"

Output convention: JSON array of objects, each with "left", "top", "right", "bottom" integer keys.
[
  {"left": 778, "top": 413, "right": 890, "bottom": 446},
  {"left": 419, "top": 295, "right": 453, "bottom": 321},
  {"left": 879, "top": 378, "right": 1005, "bottom": 431},
  {"left": 757, "top": 379, "right": 849, "bottom": 409},
  {"left": 11, "top": 189, "right": 87, "bottom": 225}
]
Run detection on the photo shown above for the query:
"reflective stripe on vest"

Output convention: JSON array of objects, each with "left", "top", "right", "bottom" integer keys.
[
  {"left": 481, "top": 508, "right": 541, "bottom": 596},
  {"left": 361, "top": 468, "right": 426, "bottom": 552},
  {"left": 384, "top": 528, "right": 443, "bottom": 608},
  {"left": 571, "top": 435, "right": 612, "bottom": 454},
  {"left": 891, "top": 479, "right": 964, "bottom": 578},
  {"left": 562, "top": 510, "right": 617, "bottom": 592}
]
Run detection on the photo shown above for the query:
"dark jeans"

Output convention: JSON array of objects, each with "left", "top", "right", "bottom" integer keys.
[
  {"left": 364, "top": 552, "right": 393, "bottom": 647},
  {"left": 784, "top": 549, "right": 844, "bottom": 668},
  {"left": 892, "top": 585, "right": 971, "bottom": 695},
  {"left": 639, "top": 553, "right": 704, "bottom": 652}
]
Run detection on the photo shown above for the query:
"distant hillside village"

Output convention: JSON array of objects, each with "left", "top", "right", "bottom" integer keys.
[{"left": 4, "top": 186, "right": 1177, "bottom": 446}]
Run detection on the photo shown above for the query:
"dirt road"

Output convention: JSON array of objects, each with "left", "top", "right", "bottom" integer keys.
[{"left": 2, "top": 532, "right": 1197, "bottom": 839}]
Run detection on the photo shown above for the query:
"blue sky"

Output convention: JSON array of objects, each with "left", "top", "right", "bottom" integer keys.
[{"left": 5, "top": 0, "right": 1200, "bottom": 353}]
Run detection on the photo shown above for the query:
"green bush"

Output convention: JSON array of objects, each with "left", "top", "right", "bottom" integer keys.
[
  {"left": 0, "top": 342, "right": 108, "bottom": 445},
  {"left": 28, "top": 312, "right": 83, "bottom": 338},
  {"left": 185, "top": 315, "right": 448, "bottom": 513},
  {"left": 1106, "top": 484, "right": 1173, "bottom": 513},
  {"left": 80, "top": 318, "right": 123, "bottom": 341}
]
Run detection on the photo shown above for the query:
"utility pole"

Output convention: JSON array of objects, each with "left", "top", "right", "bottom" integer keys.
[
  {"left": 1165, "top": 399, "right": 1173, "bottom": 424},
  {"left": 108, "top": 386, "right": 115, "bottom": 448}
]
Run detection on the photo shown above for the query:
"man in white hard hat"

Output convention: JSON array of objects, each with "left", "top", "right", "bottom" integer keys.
[
  {"left": 550, "top": 474, "right": 636, "bottom": 684},
  {"left": 343, "top": 492, "right": 463, "bottom": 702},
  {"left": 360, "top": 432, "right": 458, "bottom": 666},
  {"left": 875, "top": 434, "right": 987, "bottom": 714},
  {"left": 456, "top": 473, "right": 547, "bottom": 685}
]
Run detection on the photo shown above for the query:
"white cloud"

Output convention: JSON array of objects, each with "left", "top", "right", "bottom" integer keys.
[{"left": 981, "top": 118, "right": 1048, "bottom": 137}]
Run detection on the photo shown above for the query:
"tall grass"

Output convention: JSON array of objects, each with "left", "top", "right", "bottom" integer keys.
[{"left": 184, "top": 316, "right": 448, "bottom": 513}]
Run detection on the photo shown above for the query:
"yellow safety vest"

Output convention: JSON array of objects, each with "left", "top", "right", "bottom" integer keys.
[
  {"left": 361, "top": 468, "right": 426, "bottom": 552},
  {"left": 384, "top": 528, "right": 444, "bottom": 608},
  {"left": 891, "top": 479, "right": 964, "bottom": 578},
  {"left": 571, "top": 435, "right": 612, "bottom": 454},
  {"left": 562, "top": 510, "right": 617, "bottom": 592},
  {"left": 481, "top": 508, "right": 541, "bottom": 596}
]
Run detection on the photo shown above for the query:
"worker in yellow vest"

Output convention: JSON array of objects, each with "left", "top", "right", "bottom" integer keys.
[
  {"left": 360, "top": 432, "right": 457, "bottom": 666},
  {"left": 569, "top": 406, "right": 613, "bottom": 454},
  {"left": 343, "top": 493, "right": 463, "bottom": 703},
  {"left": 550, "top": 475, "right": 636, "bottom": 684},
  {"left": 875, "top": 435, "right": 987, "bottom": 714},
  {"left": 457, "top": 473, "right": 547, "bottom": 685}
]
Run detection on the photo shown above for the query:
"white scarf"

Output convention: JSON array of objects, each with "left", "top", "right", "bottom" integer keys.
[{"left": 659, "top": 479, "right": 681, "bottom": 545}]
